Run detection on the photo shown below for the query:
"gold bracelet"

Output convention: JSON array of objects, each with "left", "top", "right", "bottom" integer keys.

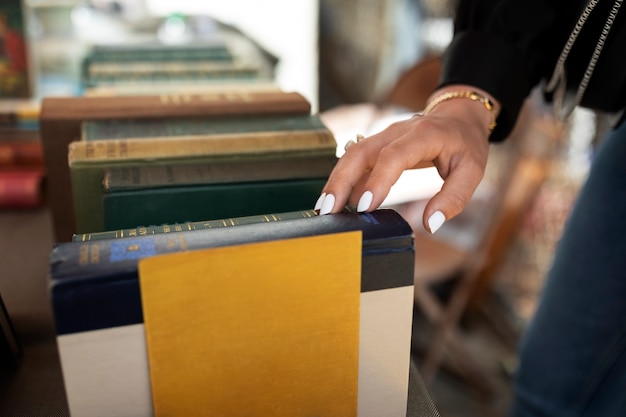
[{"left": 423, "top": 90, "right": 497, "bottom": 132}]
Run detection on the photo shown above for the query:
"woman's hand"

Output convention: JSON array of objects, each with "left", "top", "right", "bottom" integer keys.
[{"left": 315, "top": 85, "right": 498, "bottom": 233}]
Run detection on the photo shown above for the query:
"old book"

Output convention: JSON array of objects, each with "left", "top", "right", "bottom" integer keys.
[
  {"left": 0, "top": 169, "right": 45, "bottom": 209},
  {"left": 50, "top": 209, "right": 415, "bottom": 417},
  {"left": 81, "top": 40, "right": 241, "bottom": 89},
  {"left": 102, "top": 177, "right": 328, "bottom": 231},
  {"left": 101, "top": 155, "right": 337, "bottom": 192},
  {"left": 85, "top": 42, "right": 234, "bottom": 63},
  {"left": 141, "top": 232, "right": 361, "bottom": 416},
  {"left": 40, "top": 90, "right": 312, "bottom": 241},
  {"left": 68, "top": 128, "right": 336, "bottom": 233},
  {"left": 83, "top": 60, "right": 261, "bottom": 88},
  {"left": 81, "top": 113, "right": 330, "bottom": 141},
  {"left": 83, "top": 81, "right": 282, "bottom": 97},
  {"left": 72, "top": 209, "right": 318, "bottom": 242},
  {"left": 0, "top": 140, "right": 44, "bottom": 168}
]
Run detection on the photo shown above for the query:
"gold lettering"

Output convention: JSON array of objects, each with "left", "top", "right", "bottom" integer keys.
[
  {"left": 163, "top": 225, "right": 171, "bottom": 233},
  {"left": 90, "top": 244, "right": 100, "bottom": 263},
  {"left": 79, "top": 244, "right": 89, "bottom": 266},
  {"left": 178, "top": 235, "right": 188, "bottom": 250},
  {"left": 119, "top": 141, "right": 128, "bottom": 158},
  {"left": 86, "top": 143, "right": 94, "bottom": 159},
  {"left": 139, "top": 228, "right": 148, "bottom": 236},
  {"left": 129, "top": 229, "right": 138, "bottom": 237},
  {"left": 106, "top": 142, "right": 116, "bottom": 159},
  {"left": 127, "top": 244, "right": 140, "bottom": 252}
]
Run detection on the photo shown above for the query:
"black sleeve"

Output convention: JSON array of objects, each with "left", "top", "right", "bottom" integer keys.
[{"left": 439, "top": 0, "right": 582, "bottom": 141}]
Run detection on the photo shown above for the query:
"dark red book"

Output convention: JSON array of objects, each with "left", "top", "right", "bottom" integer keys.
[
  {"left": 0, "top": 140, "right": 44, "bottom": 168},
  {"left": 0, "top": 169, "right": 45, "bottom": 209}
]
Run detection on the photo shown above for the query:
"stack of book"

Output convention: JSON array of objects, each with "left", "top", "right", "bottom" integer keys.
[
  {"left": 44, "top": 53, "right": 416, "bottom": 416},
  {"left": 0, "top": 101, "right": 45, "bottom": 209},
  {"left": 80, "top": 33, "right": 274, "bottom": 96},
  {"left": 59, "top": 90, "right": 337, "bottom": 234}
]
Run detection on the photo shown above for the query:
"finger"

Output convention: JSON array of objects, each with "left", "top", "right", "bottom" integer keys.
[
  {"left": 356, "top": 132, "right": 441, "bottom": 212},
  {"left": 422, "top": 158, "right": 484, "bottom": 233},
  {"left": 318, "top": 141, "right": 376, "bottom": 214},
  {"left": 319, "top": 124, "right": 404, "bottom": 214}
]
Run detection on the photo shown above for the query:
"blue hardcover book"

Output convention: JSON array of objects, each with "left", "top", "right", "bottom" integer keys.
[{"left": 49, "top": 209, "right": 416, "bottom": 417}]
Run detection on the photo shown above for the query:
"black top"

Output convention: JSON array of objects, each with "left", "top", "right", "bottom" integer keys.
[{"left": 440, "top": 0, "right": 626, "bottom": 141}]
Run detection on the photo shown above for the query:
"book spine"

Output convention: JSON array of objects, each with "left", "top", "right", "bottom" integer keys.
[
  {"left": 102, "top": 155, "right": 337, "bottom": 192},
  {"left": 101, "top": 178, "right": 327, "bottom": 230},
  {"left": 0, "top": 141, "right": 44, "bottom": 167},
  {"left": 73, "top": 209, "right": 319, "bottom": 241},
  {"left": 82, "top": 114, "right": 328, "bottom": 141},
  {"left": 41, "top": 91, "right": 311, "bottom": 120},
  {"left": 51, "top": 209, "right": 413, "bottom": 282},
  {"left": 88, "top": 44, "right": 233, "bottom": 62},
  {"left": 0, "top": 170, "right": 45, "bottom": 209},
  {"left": 68, "top": 129, "right": 337, "bottom": 164}
]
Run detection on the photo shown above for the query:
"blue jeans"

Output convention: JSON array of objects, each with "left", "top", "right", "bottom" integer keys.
[{"left": 509, "top": 120, "right": 626, "bottom": 417}]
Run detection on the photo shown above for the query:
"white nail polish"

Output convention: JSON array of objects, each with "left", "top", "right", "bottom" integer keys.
[
  {"left": 319, "top": 194, "right": 335, "bottom": 215},
  {"left": 357, "top": 191, "right": 373, "bottom": 212},
  {"left": 314, "top": 193, "right": 326, "bottom": 211},
  {"left": 428, "top": 211, "right": 446, "bottom": 234}
]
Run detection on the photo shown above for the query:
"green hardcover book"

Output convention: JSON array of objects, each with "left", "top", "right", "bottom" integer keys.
[
  {"left": 86, "top": 42, "right": 234, "bottom": 63},
  {"left": 69, "top": 128, "right": 337, "bottom": 234},
  {"left": 73, "top": 209, "right": 318, "bottom": 241},
  {"left": 82, "top": 42, "right": 237, "bottom": 88},
  {"left": 84, "top": 61, "right": 261, "bottom": 88},
  {"left": 102, "top": 178, "right": 327, "bottom": 231},
  {"left": 81, "top": 114, "right": 330, "bottom": 141},
  {"left": 102, "top": 155, "right": 338, "bottom": 192}
]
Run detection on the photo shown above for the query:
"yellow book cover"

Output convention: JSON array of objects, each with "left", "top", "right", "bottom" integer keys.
[{"left": 138, "top": 231, "right": 362, "bottom": 417}]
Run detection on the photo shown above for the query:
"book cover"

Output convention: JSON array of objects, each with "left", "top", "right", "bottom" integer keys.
[
  {"left": 72, "top": 209, "right": 319, "bottom": 242},
  {"left": 102, "top": 177, "right": 328, "bottom": 231},
  {"left": 85, "top": 41, "right": 234, "bottom": 64},
  {"left": 50, "top": 209, "right": 414, "bottom": 308},
  {"left": 0, "top": 140, "right": 44, "bottom": 168},
  {"left": 101, "top": 155, "right": 337, "bottom": 192},
  {"left": 83, "top": 80, "right": 281, "bottom": 97},
  {"left": 0, "top": 168, "right": 45, "bottom": 209},
  {"left": 140, "top": 232, "right": 361, "bottom": 416},
  {"left": 51, "top": 209, "right": 415, "bottom": 417},
  {"left": 81, "top": 113, "right": 330, "bottom": 141},
  {"left": 69, "top": 129, "right": 336, "bottom": 163},
  {"left": 83, "top": 60, "right": 261, "bottom": 88},
  {"left": 68, "top": 129, "right": 336, "bottom": 233},
  {"left": 40, "top": 90, "right": 313, "bottom": 241}
]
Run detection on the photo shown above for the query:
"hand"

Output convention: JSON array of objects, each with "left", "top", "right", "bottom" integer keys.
[{"left": 315, "top": 86, "right": 497, "bottom": 233}]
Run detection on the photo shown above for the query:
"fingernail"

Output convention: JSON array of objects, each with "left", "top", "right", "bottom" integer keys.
[
  {"left": 357, "top": 191, "right": 373, "bottom": 212},
  {"left": 428, "top": 211, "right": 446, "bottom": 234},
  {"left": 319, "top": 194, "right": 335, "bottom": 215},
  {"left": 314, "top": 193, "right": 326, "bottom": 211}
]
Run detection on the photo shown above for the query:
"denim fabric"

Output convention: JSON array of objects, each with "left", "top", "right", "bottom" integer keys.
[{"left": 509, "top": 120, "right": 626, "bottom": 417}]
